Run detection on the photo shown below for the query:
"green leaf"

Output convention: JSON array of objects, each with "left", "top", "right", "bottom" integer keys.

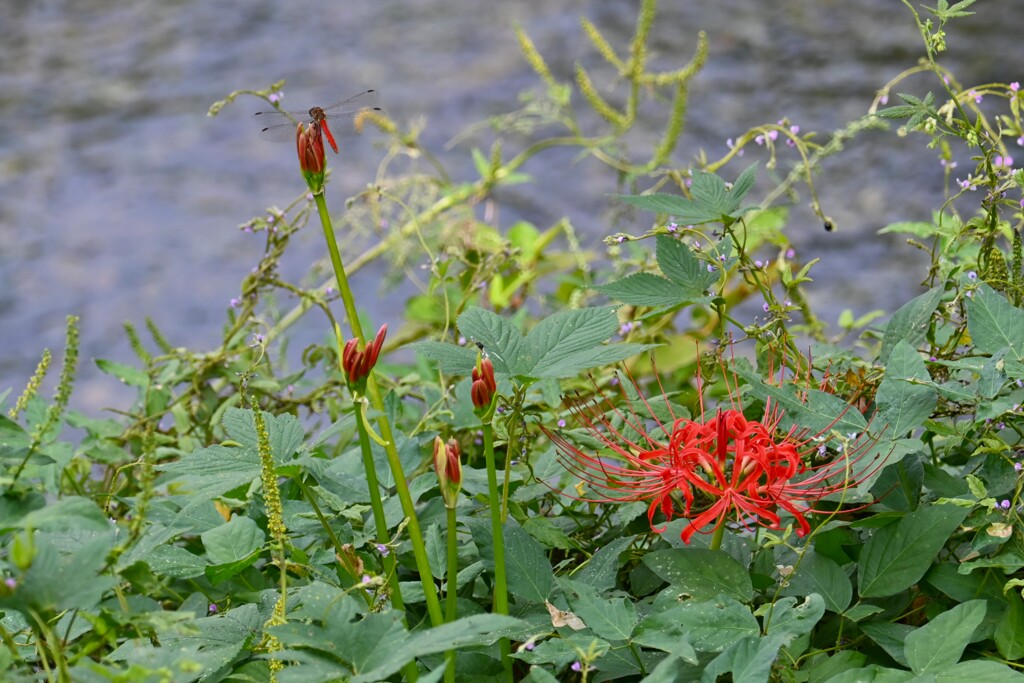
[
  {"left": 880, "top": 286, "right": 944, "bottom": 363},
  {"left": 641, "top": 597, "right": 759, "bottom": 653},
  {"left": 456, "top": 307, "right": 524, "bottom": 374},
  {"left": 157, "top": 445, "right": 261, "bottom": 501},
  {"left": 613, "top": 164, "right": 758, "bottom": 225},
  {"left": 643, "top": 549, "right": 753, "bottom": 603},
  {"left": 702, "top": 634, "right": 788, "bottom": 683},
  {"left": 201, "top": 516, "right": 265, "bottom": 565},
  {"left": 760, "top": 594, "right": 825, "bottom": 640},
  {"left": 12, "top": 497, "right": 112, "bottom": 533},
  {"left": 779, "top": 552, "right": 852, "bottom": 613},
  {"left": 222, "top": 408, "right": 304, "bottom": 460},
  {"left": 904, "top": 600, "right": 986, "bottom": 674},
  {"left": 592, "top": 272, "right": 694, "bottom": 307},
  {"left": 656, "top": 234, "right": 718, "bottom": 295},
  {"left": 859, "top": 621, "right": 914, "bottom": 667},
  {"left": 504, "top": 522, "right": 553, "bottom": 603},
  {"left": 995, "top": 591, "right": 1024, "bottom": 660},
  {"left": 875, "top": 340, "right": 937, "bottom": 437},
  {"left": 734, "top": 363, "right": 867, "bottom": 435},
  {"left": 144, "top": 544, "right": 209, "bottom": 579},
  {"left": 410, "top": 340, "right": 478, "bottom": 375},
  {"left": 574, "top": 536, "right": 634, "bottom": 592},
  {"left": 523, "top": 307, "right": 615, "bottom": 376},
  {"left": 933, "top": 660, "right": 1024, "bottom": 682},
  {"left": 858, "top": 504, "right": 969, "bottom": 598},
  {"left": 967, "top": 284, "right": 1024, "bottom": 359},
  {"left": 95, "top": 358, "right": 150, "bottom": 387},
  {"left": 558, "top": 577, "right": 636, "bottom": 642}
]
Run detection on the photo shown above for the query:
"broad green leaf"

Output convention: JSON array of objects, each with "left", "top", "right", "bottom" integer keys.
[
  {"left": 823, "top": 665, "right": 916, "bottom": 683},
  {"left": 779, "top": 552, "right": 852, "bottom": 613},
  {"left": 95, "top": 358, "right": 150, "bottom": 387},
  {"left": 410, "top": 340, "right": 477, "bottom": 375},
  {"left": 14, "top": 496, "right": 111, "bottom": 533},
  {"left": 614, "top": 192, "right": 720, "bottom": 224},
  {"left": 144, "top": 544, "right": 209, "bottom": 579},
  {"left": 456, "top": 307, "right": 524, "bottom": 374},
  {"left": 201, "top": 516, "right": 265, "bottom": 565},
  {"left": 524, "top": 307, "right": 617, "bottom": 376},
  {"left": 222, "top": 408, "right": 304, "bottom": 460},
  {"left": 154, "top": 602, "right": 262, "bottom": 676},
  {"left": 613, "top": 164, "right": 758, "bottom": 225},
  {"left": 558, "top": 577, "right": 636, "bottom": 642},
  {"left": 874, "top": 340, "right": 937, "bottom": 437},
  {"left": 641, "top": 597, "right": 759, "bottom": 653},
  {"left": 966, "top": 284, "right": 1024, "bottom": 359},
  {"left": 904, "top": 600, "right": 986, "bottom": 674},
  {"left": 858, "top": 504, "right": 969, "bottom": 598},
  {"left": 424, "top": 523, "right": 446, "bottom": 579},
  {"left": 933, "top": 660, "right": 1024, "bottom": 682},
  {"left": 0, "top": 530, "right": 117, "bottom": 613},
  {"left": 592, "top": 272, "right": 692, "bottom": 307},
  {"left": 859, "top": 621, "right": 913, "bottom": 667},
  {"left": 575, "top": 536, "right": 634, "bottom": 592},
  {"left": 759, "top": 594, "right": 825, "bottom": 639},
  {"left": 521, "top": 517, "right": 574, "bottom": 551},
  {"left": 157, "top": 445, "right": 261, "bottom": 501},
  {"left": 701, "top": 634, "right": 788, "bottom": 683},
  {"left": 995, "top": 592, "right": 1024, "bottom": 660},
  {"left": 504, "top": 522, "right": 553, "bottom": 603},
  {"left": 880, "top": 286, "right": 944, "bottom": 363},
  {"left": 643, "top": 548, "right": 753, "bottom": 602},
  {"left": 655, "top": 234, "right": 719, "bottom": 295}
]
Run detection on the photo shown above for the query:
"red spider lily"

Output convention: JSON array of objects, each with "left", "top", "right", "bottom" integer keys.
[{"left": 544, "top": 368, "right": 883, "bottom": 544}]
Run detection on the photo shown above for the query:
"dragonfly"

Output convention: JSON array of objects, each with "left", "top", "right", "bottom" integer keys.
[{"left": 254, "top": 90, "right": 380, "bottom": 154}]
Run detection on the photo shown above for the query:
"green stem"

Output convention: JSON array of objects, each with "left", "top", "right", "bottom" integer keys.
[
  {"left": 354, "top": 400, "right": 405, "bottom": 613},
  {"left": 709, "top": 522, "right": 726, "bottom": 552},
  {"left": 443, "top": 504, "right": 459, "bottom": 683},
  {"left": 483, "top": 424, "right": 512, "bottom": 680},
  {"left": 313, "top": 192, "right": 444, "bottom": 629}
]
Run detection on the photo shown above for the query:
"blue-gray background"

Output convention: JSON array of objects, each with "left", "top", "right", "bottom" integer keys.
[{"left": 2, "top": 0, "right": 1022, "bottom": 412}]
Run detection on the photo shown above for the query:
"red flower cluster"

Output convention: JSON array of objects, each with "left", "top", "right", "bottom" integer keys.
[{"left": 546, "top": 370, "right": 881, "bottom": 544}]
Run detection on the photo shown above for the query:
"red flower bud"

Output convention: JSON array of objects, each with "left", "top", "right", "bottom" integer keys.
[
  {"left": 433, "top": 436, "right": 462, "bottom": 508},
  {"left": 297, "top": 121, "right": 326, "bottom": 193},
  {"left": 471, "top": 357, "right": 497, "bottom": 414},
  {"left": 341, "top": 324, "right": 387, "bottom": 394}
]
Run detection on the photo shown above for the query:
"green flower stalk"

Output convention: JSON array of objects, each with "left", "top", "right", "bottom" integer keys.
[
  {"left": 472, "top": 357, "right": 512, "bottom": 679},
  {"left": 301, "top": 139, "right": 444, "bottom": 629},
  {"left": 433, "top": 436, "right": 463, "bottom": 683},
  {"left": 253, "top": 404, "right": 287, "bottom": 681}
]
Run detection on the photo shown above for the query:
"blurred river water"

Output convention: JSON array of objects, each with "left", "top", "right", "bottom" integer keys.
[{"left": 2, "top": 0, "right": 1023, "bottom": 411}]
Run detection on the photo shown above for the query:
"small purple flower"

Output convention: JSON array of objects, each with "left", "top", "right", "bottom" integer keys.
[
  {"left": 997, "top": 422, "right": 1006, "bottom": 430},
  {"left": 968, "top": 90, "right": 982, "bottom": 104},
  {"left": 362, "top": 574, "right": 373, "bottom": 584},
  {"left": 1015, "top": 462, "right": 1023, "bottom": 472},
  {"left": 4, "top": 578, "right": 16, "bottom": 589},
  {"left": 230, "top": 297, "right": 242, "bottom": 308},
  {"left": 1017, "top": 136, "right": 1024, "bottom": 147},
  {"left": 762, "top": 302, "right": 770, "bottom": 313},
  {"left": 619, "top": 321, "right": 634, "bottom": 335},
  {"left": 667, "top": 222, "right": 679, "bottom": 232},
  {"left": 376, "top": 544, "right": 390, "bottom": 557},
  {"left": 616, "top": 235, "right": 627, "bottom": 244},
  {"left": 755, "top": 134, "right": 765, "bottom": 145},
  {"left": 1011, "top": 82, "right": 1020, "bottom": 93},
  {"left": 879, "top": 94, "right": 889, "bottom": 105},
  {"left": 784, "top": 300, "right": 792, "bottom": 308},
  {"left": 1000, "top": 499, "right": 1012, "bottom": 510},
  {"left": 609, "top": 376, "right": 619, "bottom": 386},
  {"left": 209, "top": 603, "right": 218, "bottom": 614},
  {"left": 457, "top": 336, "right": 467, "bottom": 346},
  {"left": 967, "top": 271, "right": 978, "bottom": 280},
  {"left": 268, "top": 92, "right": 283, "bottom": 103},
  {"left": 785, "top": 248, "right": 795, "bottom": 259},
  {"left": 525, "top": 641, "right": 536, "bottom": 651},
  {"left": 754, "top": 260, "right": 763, "bottom": 268},
  {"left": 940, "top": 159, "right": 957, "bottom": 169},
  {"left": 306, "top": 193, "right": 314, "bottom": 201},
  {"left": 571, "top": 662, "right": 582, "bottom": 672},
  {"left": 557, "top": 419, "right": 566, "bottom": 428},
  {"left": 995, "top": 155, "right": 1014, "bottom": 169},
  {"left": 929, "top": 356, "right": 937, "bottom": 362},
  {"left": 707, "top": 264, "right": 716, "bottom": 273}
]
